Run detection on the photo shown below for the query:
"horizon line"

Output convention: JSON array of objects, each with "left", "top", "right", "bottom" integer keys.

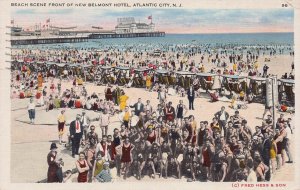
[{"left": 165, "top": 31, "right": 294, "bottom": 35}]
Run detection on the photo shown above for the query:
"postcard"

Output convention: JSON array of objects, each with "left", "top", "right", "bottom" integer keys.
[{"left": 0, "top": 0, "right": 299, "bottom": 189}]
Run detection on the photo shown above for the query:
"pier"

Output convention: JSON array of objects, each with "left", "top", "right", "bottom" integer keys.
[
  {"left": 10, "top": 32, "right": 165, "bottom": 46},
  {"left": 11, "top": 36, "right": 89, "bottom": 46},
  {"left": 89, "top": 31, "right": 165, "bottom": 39},
  {"left": 10, "top": 16, "right": 165, "bottom": 45}
]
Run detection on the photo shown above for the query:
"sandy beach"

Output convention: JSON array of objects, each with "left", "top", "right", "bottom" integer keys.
[
  {"left": 11, "top": 47, "right": 294, "bottom": 77},
  {"left": 10, "top": 51, "right": 295, "bottom": 182},
  {"left": 2, "top": 3, "right": 297, "bottom": 190}
]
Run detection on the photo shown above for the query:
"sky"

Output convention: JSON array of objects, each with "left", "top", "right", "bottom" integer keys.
[{"left": 11, "top": 9, "right": 294, "bottom": 34}]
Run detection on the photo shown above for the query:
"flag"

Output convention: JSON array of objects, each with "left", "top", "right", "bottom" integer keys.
[
  {"left": 46, "top": 18, "right": 50, "bottom": 23},
  {"left": 148, "top": 15, "right": 152, "bottom": 20},
  {"left": 11, "top": 20, "right": 14, "bottom": 25}
]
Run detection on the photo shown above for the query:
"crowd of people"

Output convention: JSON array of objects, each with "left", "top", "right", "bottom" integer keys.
[
  {"left": 20, "top": 78, "right": 293, "bottom": 183},
  {"left": 11, "top": 42, "right": 295, "bottom": 111},
  {"left": 10, "top": 43, "right": 295, "bottom": 183},
  {"left": 45, "top": 87, "right": 294, "bottom": 183},
  {"left": 11, "top": 43, "right": 294, "bottom": 83}
]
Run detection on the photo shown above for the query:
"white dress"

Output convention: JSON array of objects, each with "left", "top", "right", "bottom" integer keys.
[
  {"left": 159, "top": 91, "right": 166, "bottom": 101},
  {"left": 212, "top": 75, "right": 222, "bottom": 90}
]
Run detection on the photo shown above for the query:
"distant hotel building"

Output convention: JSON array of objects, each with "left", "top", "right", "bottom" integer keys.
[{"left": 115, "top": 17, "right": 155, "bottom": 34}]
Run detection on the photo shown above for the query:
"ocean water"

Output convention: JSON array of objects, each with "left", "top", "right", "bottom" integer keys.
[{"left": 13, "top": 33, "right": 294, "bottom": 51}]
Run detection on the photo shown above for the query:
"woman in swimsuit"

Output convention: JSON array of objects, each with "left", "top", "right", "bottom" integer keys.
[
  {"left": 75, "top": 152, "right": 89, "bottom": 183},
  {"left": 121, "top": 137, "right": 135, "bottom": 179},
  {"left": 146, "top": 127, "right": 157, "bottom": 146},
  {"left": 157, "top": 117, "right": 168, "bottom": 144},
  {"left": 176, "top": 100, "right": 188, "bottom": 127},
  {"left": 202, "top": 140, "right": 213, "bottom": 181},
  {"left": 92, "top": 152, "right": 105, "bottom": 181}
]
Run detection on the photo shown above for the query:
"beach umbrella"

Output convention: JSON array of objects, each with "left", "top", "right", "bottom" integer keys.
[
  {"left": 155, "top": 69, "right": 169, "bottom": 75},
  {"left": 56, "top": 63, "right": 66, "bottom": 67},
  {"left": 115, "top": 66, "right": 130, "bottom": 70},
  {"left": 196, "top": 73, "right": 216, "bottom": 77},
  {"left": 175, "top": 71, "right": 195, "bottom": 76},
  {"left": 278, "top": 79, "right": 294, "bottom": 84},
  {"left": 222, "top": 75, "right": 246, "bottom": 79}
]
